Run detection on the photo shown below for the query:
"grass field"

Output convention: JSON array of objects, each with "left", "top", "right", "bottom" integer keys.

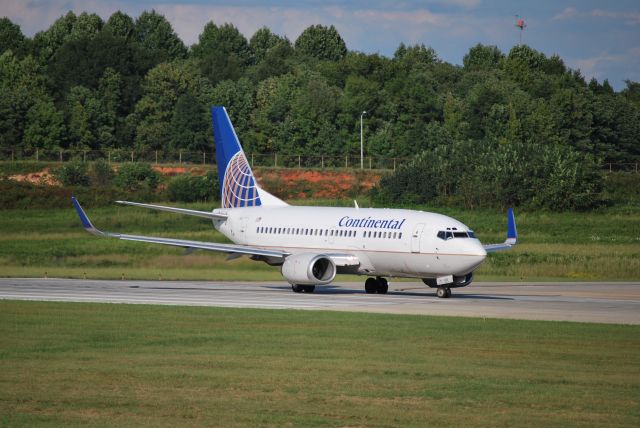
[
  {"left": 0, "top": 202, "right": 639, "bottom": 281},
  {"left": 1, "top": 300, "right": 638, "bottom": 427}
]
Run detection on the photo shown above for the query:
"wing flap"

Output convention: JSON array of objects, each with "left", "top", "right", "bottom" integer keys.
[{"left": 117, "top": 234, "right": 287, "bottom": 258}]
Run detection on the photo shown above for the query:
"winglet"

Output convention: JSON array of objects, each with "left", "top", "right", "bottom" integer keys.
[
  {"left": 71, "top": 196, "right": 105, "bottom": 236},
  {"left": 483, "top": 208, "right": 518, "bottom": 253},
  {"left": 506, "top": 207, "right": 517, "bottom": 245}
]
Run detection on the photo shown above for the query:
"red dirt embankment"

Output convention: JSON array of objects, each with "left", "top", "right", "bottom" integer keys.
[
  {"left": 8, "top": 165, "right": 383, "bottom": 199},
  {"left": 255, "top": 168, "right": 381, "bottom": 199}
]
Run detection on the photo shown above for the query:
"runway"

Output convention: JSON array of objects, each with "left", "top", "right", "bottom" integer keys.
[{"left": 0, "top": 278, "right": 638, "bottom": 324}]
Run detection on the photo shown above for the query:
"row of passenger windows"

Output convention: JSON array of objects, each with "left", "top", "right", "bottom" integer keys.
[
  {"left": 256, "top": 226, "right": 403, "bottom": 240},
  {"left": 437, "top": 230, "right": 476, "bottom": 240}
]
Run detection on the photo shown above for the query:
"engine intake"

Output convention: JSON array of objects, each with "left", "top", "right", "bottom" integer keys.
[{"left": 281, "top": 253, "right": 336, "bottom": 285}]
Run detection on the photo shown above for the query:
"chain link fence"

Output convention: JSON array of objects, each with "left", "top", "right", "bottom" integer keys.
[
  {"left": 0, "top": 148, "right": 408, "bottom": 170},
  {"left": 0, "top": 148, "right": 637, "bottom": 172}
]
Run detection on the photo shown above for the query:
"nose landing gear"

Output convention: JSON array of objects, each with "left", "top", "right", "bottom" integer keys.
[{"left": 436, "top": 286, "right": 452, "bottom": 298}]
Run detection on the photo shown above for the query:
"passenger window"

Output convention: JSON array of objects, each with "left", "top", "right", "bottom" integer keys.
[{"left": 399, "top": 232, "right": 402, "bottom": 239}]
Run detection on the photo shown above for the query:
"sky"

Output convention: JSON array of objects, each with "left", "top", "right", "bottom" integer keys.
[{"left": 2, "top": 0, "right": 639, "bottom": 90}]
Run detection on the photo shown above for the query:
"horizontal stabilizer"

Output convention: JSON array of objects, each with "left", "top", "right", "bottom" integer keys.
[{"left": 115, "top": 201, "right": 227, "bottom": 220}]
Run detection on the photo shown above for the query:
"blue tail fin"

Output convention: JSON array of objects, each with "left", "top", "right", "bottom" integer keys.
[
  {"left": 506, "top": 207, "right": 518, "bottom": 245},
  {"left": 211, "top": 106, "right": 262, "bottom": 208}
]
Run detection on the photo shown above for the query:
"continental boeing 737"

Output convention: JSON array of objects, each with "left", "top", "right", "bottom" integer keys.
[{"left": 72, "top": 106, "right": 518, "bottom": 298}]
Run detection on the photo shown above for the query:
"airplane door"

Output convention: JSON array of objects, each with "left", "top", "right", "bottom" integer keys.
[
  {"left": 411, "top": 223, "right": 424, "bottom": 253},
  {"left": 239, "top": 217, "right": 249, "bottom": 242}
]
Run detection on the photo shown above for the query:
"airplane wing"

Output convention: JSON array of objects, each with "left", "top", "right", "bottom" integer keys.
[
  {"left": 71, "top": 197, "right": 287, "bottom": 260},
  {"left": 115, "top": 200, "right": 227, "bottom": 220},
  {"left": 483, "top": 208, "right": 518, "bottom": 253}
]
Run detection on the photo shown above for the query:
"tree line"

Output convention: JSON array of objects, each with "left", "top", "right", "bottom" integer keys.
[{"left": 1, "top": 10, "right": 639, "bottom": 209}]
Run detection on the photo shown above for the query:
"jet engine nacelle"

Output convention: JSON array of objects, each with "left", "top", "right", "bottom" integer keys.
[{"left": 281, "top": 253, "right": 336, "bottom": 285}]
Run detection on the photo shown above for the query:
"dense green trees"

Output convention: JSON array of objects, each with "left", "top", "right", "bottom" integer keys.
[
  {"left": 0, "top": 11, "right": 638, "bottom": 209},
  {"left": 294, "top": 25, "right": 346, "bottom": 61}
]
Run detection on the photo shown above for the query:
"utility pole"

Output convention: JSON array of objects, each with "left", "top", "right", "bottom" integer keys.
[{"left": 360, "top": 111, "right": 367, "bottom": 169}]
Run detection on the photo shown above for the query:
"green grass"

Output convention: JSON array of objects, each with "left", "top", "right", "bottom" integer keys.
[
  {"left": 0, "top": 202, "right": 639, "bottom": 281},
  {"left": 0, "top": 300, "right": 638, "bottom": 426}
]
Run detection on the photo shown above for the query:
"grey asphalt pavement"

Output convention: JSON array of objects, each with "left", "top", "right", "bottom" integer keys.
[{"left": 0, "top": 278, "right": 638, "bottom": 324}]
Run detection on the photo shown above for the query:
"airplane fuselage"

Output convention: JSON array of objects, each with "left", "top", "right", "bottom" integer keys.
[{"left": 214, "top": 206, "right": 487, "bottom": 279}]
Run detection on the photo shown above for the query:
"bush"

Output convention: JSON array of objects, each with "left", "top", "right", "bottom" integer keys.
[
  {"left": 372, "top": 139, "right": 604, "bottom": 211},
  {"left": 167, "top": 171, "right": 219, "bottom": 203},
  {"left": 114, "top": 163, "right": 159, "bottom": 191},
  {"left": 88, "top": 159, "right": 114, "bottom": 187},
  {"left": 602, "top": 172, "right": 640, "bottom": 205},
  {"left": 55, "top": 161, "right": 90, "bottom": 187}
]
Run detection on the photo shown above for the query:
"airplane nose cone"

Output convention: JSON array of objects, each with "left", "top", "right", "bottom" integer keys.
[
  {"left": 467, "top": 240, "right": 486, "bottom": 258},
  {"left": 477, "top": 242, "right": 487, "bottom": 258}
]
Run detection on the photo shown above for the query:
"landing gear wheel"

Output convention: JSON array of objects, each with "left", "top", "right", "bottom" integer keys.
[
  {"left": 436, "top": 287, "right": 450, "bottom": 298},
  {"left": 291, "top": 284, "right": 304, "bottom": 293},
  {"left": 303, "top": 285, "right": 315, "bottom": 293},
  {"left": 365, "top": 277, "right": 377, "bottom": 294},
  {"left": 377, "top": 277, "right": 388, "bottom": 294}
]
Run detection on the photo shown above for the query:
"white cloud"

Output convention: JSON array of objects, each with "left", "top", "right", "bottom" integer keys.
[
  {"left": 574, "top": 53, "right": 622, "bottom": 79},
  {"left": 590, "top": 9, "right": 640, "bottom": 25},
  {"left": 552, "top": 7, "right": 577, "bottom": 21},
  {"left": 570, "top": 47, "right": 640, "bottom": 85},
  {"left": 551, "top": 6, "right": 640, "bottom": 25}
]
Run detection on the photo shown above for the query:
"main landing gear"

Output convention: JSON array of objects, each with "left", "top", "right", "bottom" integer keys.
[
  {"left": 291, "top": 284, "right": 315, "bottom": 293},
  {"left": 436, "top": 286, "right": 452, "bottom": 298},
  {"left": 365, "top": 277, "right": 388, "bottom": 294}
]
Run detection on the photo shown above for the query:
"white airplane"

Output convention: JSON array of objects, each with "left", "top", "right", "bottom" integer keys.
[{"left": 72, "top": 106, "right": 518, "bottom": 298}]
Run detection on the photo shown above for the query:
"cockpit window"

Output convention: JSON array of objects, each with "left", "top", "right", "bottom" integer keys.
[
  {"left": 437, "top": 230, "right": 474, "bottom": 240},
  {"left": 437, "top": 231, "right": 453, "bottom": 240}
]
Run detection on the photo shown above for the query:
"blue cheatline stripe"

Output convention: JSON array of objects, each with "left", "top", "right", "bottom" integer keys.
[{"left": 507, "top": 208, "right": 517, "bottom": 240}]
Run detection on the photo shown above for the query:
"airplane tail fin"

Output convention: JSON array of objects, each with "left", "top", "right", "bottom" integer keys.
[{"left": 211, "top": 106, "right": 286, "bottom": 208}]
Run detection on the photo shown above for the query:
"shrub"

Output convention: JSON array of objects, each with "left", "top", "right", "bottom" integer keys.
[
  {"left": 371, "top": 139, "right": 604, "bottom": 211},
  {"left": 55, "top": 161, "right": 90, "bottom": 187},
  {"left": 167, "top": 171, "right": 219, "bottom": 203},
  {"left": 114, "top": 163, "right": 159, "bottom": 191},
  {"left": 88, "top": 159, "right": 114, "bottom": 187}
]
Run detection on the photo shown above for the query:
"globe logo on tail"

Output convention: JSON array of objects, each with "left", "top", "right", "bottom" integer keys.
[{"left": 222, "top": 152, "right": 261, "bottom": 208}]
